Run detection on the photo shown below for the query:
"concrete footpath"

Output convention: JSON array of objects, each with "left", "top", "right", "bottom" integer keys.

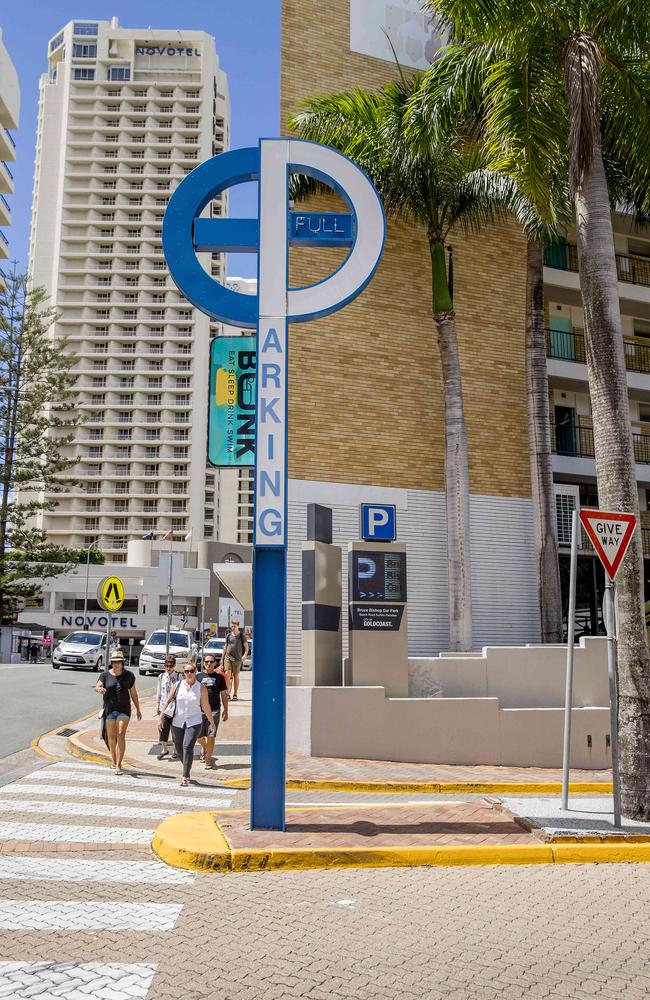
[{"left": 38, "top": 673, "right": 650, "bottom": 872}]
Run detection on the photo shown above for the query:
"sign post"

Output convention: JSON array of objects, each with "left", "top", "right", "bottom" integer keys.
[
  {"left": 561, "top": 509, "right": 579, "bottom": 811},
  {"left": 566, "top": 509, "right": 637, "bottom": 827},
  {"left": 96, "top": 575, "right": 125, "bottom": 673},
  {"left": 163, "top": 138, "right": 385, "bottom": 831}
]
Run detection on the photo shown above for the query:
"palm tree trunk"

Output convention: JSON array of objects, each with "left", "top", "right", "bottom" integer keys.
[
  {"left": 574, "top": 144, "right": 650, "bottom": 819},
  {"left": 431, "top": 237, "right": 472, "bottom": 650},
  {"left": 526, "top": 240, "right": 563, "bottom": 643}
]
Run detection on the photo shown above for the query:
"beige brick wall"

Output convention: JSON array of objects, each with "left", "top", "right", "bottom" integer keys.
[{"left": 282, "top": 0, "right": 531, "bottom": 499}]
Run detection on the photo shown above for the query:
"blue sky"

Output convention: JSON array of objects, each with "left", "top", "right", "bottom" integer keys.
[{"left": 3, "top": 1, "right": 280, "bottom": 277}]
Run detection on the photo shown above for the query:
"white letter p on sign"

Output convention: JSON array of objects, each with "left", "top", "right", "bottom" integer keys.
[{"left": 369, "top": 508, "right": 389, "bottom": 534}]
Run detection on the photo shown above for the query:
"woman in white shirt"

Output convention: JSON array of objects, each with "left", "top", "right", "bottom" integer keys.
[{"left": 159, "top": 664, "right": 214, "bottom": 786}]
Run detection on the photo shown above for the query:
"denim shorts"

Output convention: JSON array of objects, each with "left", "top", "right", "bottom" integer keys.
[{"left": 105, "top": 711, "right": 129, "bottom": 722}]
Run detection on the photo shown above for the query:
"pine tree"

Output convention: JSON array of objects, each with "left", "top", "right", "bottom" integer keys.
[{"left": 0, "top": 269, "right": 86, "bottom": 621}]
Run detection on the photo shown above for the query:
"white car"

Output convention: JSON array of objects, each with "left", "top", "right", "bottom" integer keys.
[
  {"left": 52, "top": 631, "right": 111, "bottom": 672},
  {"left": 139, "top": 629, "right": 193, "bottom": 676}
]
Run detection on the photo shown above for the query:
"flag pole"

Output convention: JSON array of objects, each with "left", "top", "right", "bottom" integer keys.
[{"left": 166, "top": 531, "right": 173, "bottom": 656}]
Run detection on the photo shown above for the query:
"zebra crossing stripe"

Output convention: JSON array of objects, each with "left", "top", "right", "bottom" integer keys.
[
  {"left": 0, "top": 961, "right": 156, "bottom": 998},
  {"left": 46, "top": 763, "right": 112, "bottom": 773},
  {"left": 0, "top": 783, "right": 233, "bottom": 808},
  {"left": 0, "top": 900, "right": 182, "bottom": 931},
  {"left": 29, "top": 769, "right": 230, "bottom": 794},
  {"left": 0, "top": 799, "right": 189, "bottom": 821},
  {"left": 0, "top": 821, "right": 154, "bottom": 845},
  {"left": 0, "top": 857, "right": 195, "bottom": 884}
]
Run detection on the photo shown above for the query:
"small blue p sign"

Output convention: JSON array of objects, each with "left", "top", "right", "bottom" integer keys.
[{"left": 360, "top": 504, "right": 397, "bottom": 542}]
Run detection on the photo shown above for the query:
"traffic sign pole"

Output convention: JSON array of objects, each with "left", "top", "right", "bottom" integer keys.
[
  {"left": 561, "top": 509, "right": 579, "bottom": 811},
  {"left": 604, "top": 580, "right": 622, "bottom": 827},
  {"left": 577, "top": 509, "right": 635, "bottom": 828}
]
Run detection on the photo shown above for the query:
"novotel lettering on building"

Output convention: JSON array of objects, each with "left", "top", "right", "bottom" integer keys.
[
  {"left": 60, "top": 615, "right": 138, "bottom": 629},
  {"left": 135, "top": 46, "right": 200, "bottom": 57}
]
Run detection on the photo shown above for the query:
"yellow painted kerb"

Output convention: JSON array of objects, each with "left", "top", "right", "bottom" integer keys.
[
  {"left": 151, "top": 812, "right": 650, "bottom": 874},
  {"left": 221, "top": 777, "right": 612, "bottom": 795}
]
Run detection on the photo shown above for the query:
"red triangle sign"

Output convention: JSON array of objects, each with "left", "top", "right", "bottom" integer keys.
[{"left": 578, "top": 509, "right": 637, "bottom": 580}]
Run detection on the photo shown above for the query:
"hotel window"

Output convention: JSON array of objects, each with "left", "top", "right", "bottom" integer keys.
[
  {"left": 50, "top": 32, "right": 64, "bottom": 52},
  {"left": 73, "top": 68, "right": 95, "bottom": 81},
  {"left": 108, "top": 67, "right": 131, "bottom": 81},
  {"left": 115, "top": 499, "right": 129, "bottom": 512},
  {"left": 144, "top": 482, "right": 159, "bottom": 495},
  {"left": 91, "top": 377, "right": 106, "bottom": 388},
  {"left": 116, "top": 447, "right": 131, "bottom": 459},
  {"left": 74, "top": 22, "right": 98, "bottom": 35},
  {"left": 146, "top": 429, "right": 160, "bottom": 440},
  {"left": 88, "top": 447, "right": 103, "bottom": 458},
  {"left": 72, "top": 43, "right": 97, "bottom": 58},
  {"left": 145, "top": 447, "right": 159, "bottom": 458}
]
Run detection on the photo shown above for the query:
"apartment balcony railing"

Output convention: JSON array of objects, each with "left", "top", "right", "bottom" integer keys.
[
  {"left": 1, "top": 162, "right": 13, "bottom": 180},
  {"left": 546, "top": 242, "right": 650, "bottom": 288},
  {"left": 546, "top": 327, "right": 650, "bottom": 375},
  {"left": 551, "top": 418, "right": 650, "bottom": 464},
  {"left": 0, "top": 194, "right": 10, "bottom": 212}
]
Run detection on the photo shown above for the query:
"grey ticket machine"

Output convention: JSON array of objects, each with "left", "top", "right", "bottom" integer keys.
[{"left": 348, "top": 541, "right": 408, "bottom": 697}]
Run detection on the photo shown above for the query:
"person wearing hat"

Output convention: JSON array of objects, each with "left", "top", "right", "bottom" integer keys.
[{"left": 96, "top": 650, "right": 142, "bottom": 775}]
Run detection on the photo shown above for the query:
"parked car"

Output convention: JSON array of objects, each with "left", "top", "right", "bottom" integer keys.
[
  {"left": 138, "top": 629, "right": 193, "bottom": 676},
  {"left": 243, "top": 638, "right": 253, "bottom": 670},
  {"left": 52, "top": 631, "right": 112, "bottom": 672}
]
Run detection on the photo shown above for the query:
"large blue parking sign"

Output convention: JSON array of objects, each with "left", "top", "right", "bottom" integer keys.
[
  {"left": 163, "top": 139, "right": 385, "bottom": 832},
  {"left": 361, "top": 504, "right": 397, "bottom": 542}
]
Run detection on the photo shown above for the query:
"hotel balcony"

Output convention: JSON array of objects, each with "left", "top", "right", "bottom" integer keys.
[
  {"left": 0, "top": 126, "right": 15, "bottom": 163},
  {"left": 0, "top": 229, "right": 9, "bottom": 259},
  {"left": 0, "top": 193, "right": 9, "bottom": 227},
  {"left": 0, "top": 160, "right": 13, "bottom": 194},
  {"left": 551, "top": 416, "right": 650, "bottom": 483},
  {"left": 546, "top": 327, "right": 650, "bottom": 397},
  {"left": 545, "top": 242, "right": 650, "bottom": 314}
]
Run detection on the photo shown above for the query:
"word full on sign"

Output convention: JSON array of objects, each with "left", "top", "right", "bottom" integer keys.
[{"left": 579, "top": 509, "right": 637, "bottom": 580}]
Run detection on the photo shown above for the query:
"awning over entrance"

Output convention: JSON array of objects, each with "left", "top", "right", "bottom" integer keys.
[{"left": 212, "top": 563, "right": 253, "bottom": 611}]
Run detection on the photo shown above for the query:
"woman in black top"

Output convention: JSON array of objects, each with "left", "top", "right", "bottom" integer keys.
[{"left": 95, "top": 650, "right": 142, "bottom": 775}]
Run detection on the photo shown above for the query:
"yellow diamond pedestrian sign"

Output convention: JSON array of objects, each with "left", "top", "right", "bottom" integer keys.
[{"left": 97, "top": 575, "right": 125, "bottom": 613}]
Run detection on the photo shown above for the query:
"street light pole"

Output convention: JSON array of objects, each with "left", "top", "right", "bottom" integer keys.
[{"left": 82, "top": 538, "right": 99, "bottom": 631}]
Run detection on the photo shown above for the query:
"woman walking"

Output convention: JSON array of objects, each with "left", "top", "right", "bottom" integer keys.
[
  {"left": 159, "top": 664, "right": 215, "bottom": 786},
  {"left": 96, "top": 650, "right": 142, "bottom": 775},
  {"left": 155, "top": 654, "right": 180, "bottom": 760}
]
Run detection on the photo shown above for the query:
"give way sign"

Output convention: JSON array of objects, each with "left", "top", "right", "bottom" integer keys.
[{"left": 579, "top": 509, "right": 637, "bottom": 580}]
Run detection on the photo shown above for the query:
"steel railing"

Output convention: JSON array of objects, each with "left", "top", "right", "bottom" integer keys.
[
  {"left": 546, "top": 242, "right": 650, "bottom": 289},
  {"left": 551, "top": 419, "right": 650, "bottom": 464},
  {"left": 546, "top": 327, "right": 650, "bottom": 375}
]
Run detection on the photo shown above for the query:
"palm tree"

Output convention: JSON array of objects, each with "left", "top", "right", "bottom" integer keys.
[
  {"left": 409, "top": 42, "right": 570, "bottom": 643},
  {"left": 420, "top": 0, "right": 650, "bottom": 817},
  {"left": 289, "top": 75, "right": 539, "bottom": 651}
]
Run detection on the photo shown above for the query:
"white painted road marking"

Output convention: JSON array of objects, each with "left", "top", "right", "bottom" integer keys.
[
  {"left": 0, "top": 782, "right": 233, "bottom": 808},
  {"left": 0, "top": 961, "right": 156, "bottom": 999},
  {"left": 0, "top": 799, "right": 202, "bottom": 821},
  {"left": 0, "top": 821, "right": 154, "bottom": 845},
  {"left": 0, "top": 900, "right": 182, "bottom": 930},
  {"left": 29, "top": 768, "right": 231, "bottom": 793},
  {"left": 0, "top": 857, "right": 195, "bottom": 885}
]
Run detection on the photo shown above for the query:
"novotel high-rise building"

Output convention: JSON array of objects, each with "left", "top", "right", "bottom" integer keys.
[{"left": 28, "top": 18, "right": 230, "bottom": 560}]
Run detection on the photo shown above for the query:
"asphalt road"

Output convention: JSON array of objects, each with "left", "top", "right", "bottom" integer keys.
[{"left": 0, "top": 661, "right": 154, "bottom": 759}]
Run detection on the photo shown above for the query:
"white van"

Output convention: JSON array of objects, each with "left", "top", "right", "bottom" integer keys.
[{"left": 139, "top": 629, "right": 193, "bottom": 676}]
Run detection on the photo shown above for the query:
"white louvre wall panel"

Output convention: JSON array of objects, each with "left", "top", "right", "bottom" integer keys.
[
  {"left": 469, "top": 494, "right": 540, "bottom": 647},
  {"left": 287, "top": 480, "right": 540, "bottom": 673}
]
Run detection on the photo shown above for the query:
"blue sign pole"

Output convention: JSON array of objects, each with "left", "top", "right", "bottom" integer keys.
[{"left": 162, "top": 137, "right": 385, "bottom": 832}]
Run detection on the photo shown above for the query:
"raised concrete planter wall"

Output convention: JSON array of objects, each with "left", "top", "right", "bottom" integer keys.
[
  {"left": 408, "top": 637, "right": 608, "bottom": 708},
  {"left": 286, "top": 686, "right": 610, "bottom": 768},
  {"left": 287, "top": 637, "right": 611, "bottom": 768}
]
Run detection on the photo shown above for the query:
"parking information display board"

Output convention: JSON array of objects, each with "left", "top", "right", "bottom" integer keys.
[{"left": 351, "top": 551, "right": 406, "bottom": 602}]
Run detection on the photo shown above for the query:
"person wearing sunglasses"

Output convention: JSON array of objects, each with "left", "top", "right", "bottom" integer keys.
[
  {"left": 197, "top": 653, "right": 229, "bottom": 770},
  {"left": 159, "top": 664, "right": 215, "bottom": 786}
]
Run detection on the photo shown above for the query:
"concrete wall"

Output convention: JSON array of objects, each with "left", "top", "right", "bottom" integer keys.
[
  {"left": 286, "top": 685, "right": 610, "bottom": 769},
  {"left": 286, "top": 637, "right": 612, "bottom": 769},
  {"left": 408, "top": 637, "right": 609, "bottom": 708}
]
